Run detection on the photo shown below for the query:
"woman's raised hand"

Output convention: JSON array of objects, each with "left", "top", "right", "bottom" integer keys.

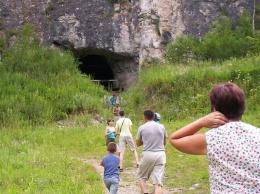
[{"left": 200, "top": 112, "right": 228, "bottom": 128}]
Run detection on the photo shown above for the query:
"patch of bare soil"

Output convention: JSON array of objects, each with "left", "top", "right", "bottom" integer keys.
[{"left": 78, "top": 157, "right": 180, "bottom": 194}]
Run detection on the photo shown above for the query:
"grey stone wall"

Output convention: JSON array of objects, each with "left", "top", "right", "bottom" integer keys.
[{"left": 0, "top": 0, "right": 254, "bottom": 89}]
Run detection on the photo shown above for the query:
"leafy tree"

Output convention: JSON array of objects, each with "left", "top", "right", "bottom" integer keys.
[{"left": 166, "top": 14, "right": 260, "bottom": 63}]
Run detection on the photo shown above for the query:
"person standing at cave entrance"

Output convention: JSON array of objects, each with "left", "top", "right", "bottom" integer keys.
[{"left": 109, "top": 93, "right": 117, "bottom": 107}]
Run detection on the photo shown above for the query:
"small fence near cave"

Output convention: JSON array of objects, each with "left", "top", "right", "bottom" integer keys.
[
  {"left": 91, "top": 79, "right": 121, "bottom": 91},
  {"left": 81, "top": 75, "right": 122, "bottom": 91}
]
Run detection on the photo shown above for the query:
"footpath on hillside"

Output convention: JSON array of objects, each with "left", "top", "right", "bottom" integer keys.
[
  {"left": 78, "top": 157, "right": 185, "bottom": 194},
  {"left": 78, "top": 96, "right": 193, "bottom": 193}
]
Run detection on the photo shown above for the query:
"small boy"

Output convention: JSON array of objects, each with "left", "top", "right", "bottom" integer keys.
[{"left": 100, "top": 142, "right": 120, "bottom": 194}]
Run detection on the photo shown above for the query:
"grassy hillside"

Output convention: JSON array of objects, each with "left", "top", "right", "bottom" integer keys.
[
  {"left": 1, "top": 53, "right": 260, "bottom": 193},
  {"left": 0, "top": 24, "right": 260, "bottom": 193},
  {"left": 0, "top": 25, "right": 108, "bottom": 129},
  {"left": 120, "top": 55, "right": 260, "bottom": 125}
]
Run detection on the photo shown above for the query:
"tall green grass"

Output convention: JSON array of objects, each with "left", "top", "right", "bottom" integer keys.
[
  {"left": 0, "top": 22, "right": 260, "bottom": 194},
  {"left": 119, "top": 55, "right": 260, "bottom": 192},
  {"left": 0, "top": 126, "right": 105, "bottom": 193},
  {"left": 0, "top": 25, "right": 108, "bottom": 128},
  {"left": 121, "top": 55, "right": 260, "bottom": 124},
  {"left": 1, "top": 54, "right": 259, "bottom": 193}
]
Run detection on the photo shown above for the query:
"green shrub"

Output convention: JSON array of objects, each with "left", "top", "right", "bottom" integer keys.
[
  {"left": 166, "top": 14, "right": 260, "bottom": 63},
  {"left": 0, "top": 37, "right": 7, "bottom": 56},
  {"left": 255, "top": 3, "right": 260, "bottom": 30},
  {"left": 166, "top": 35, "right": 199, "bottom": 63},
  {"left": 0, "top": 25, "right": 107, "bottom": 128},
  {"left": 45, "top": 2, "right": 56, "bottom": 16}
]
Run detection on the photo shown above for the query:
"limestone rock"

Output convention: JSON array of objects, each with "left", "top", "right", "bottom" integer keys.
[{"left": 0, "top": 0, "right": 254, "bottom": 89}]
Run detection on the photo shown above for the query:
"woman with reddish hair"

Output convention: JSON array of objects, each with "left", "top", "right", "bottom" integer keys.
[{"left": 170, "top": 82, "right": 260, "bottom": 193}]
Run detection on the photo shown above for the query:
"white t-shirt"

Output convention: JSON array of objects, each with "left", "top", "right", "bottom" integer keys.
[
  {"left": 115, "top": 117, "right": 132, "bottom": 137},
  {"left": 206, "top": 121, "right": 260, "bottom": 193}
]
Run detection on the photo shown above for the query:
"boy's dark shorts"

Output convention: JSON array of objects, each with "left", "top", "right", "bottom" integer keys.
[{"left": 106, "top": 138, "right": 115, "bottom": 146}]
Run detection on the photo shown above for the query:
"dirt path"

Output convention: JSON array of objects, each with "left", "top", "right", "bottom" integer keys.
[{"left": 78, "top": 157, "right": 181, "bottom": 194}]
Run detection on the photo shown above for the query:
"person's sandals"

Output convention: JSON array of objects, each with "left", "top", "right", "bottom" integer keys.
[
  {"left": 119, "top": 168, "right": 123, "bottom": 172},
  {"left": 136, "top": 164, "right": 139, "bottom": 168}
]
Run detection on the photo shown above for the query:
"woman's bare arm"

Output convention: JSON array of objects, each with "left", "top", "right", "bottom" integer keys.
[
  {"left": 170, "top": 112, "right": 227, "bottom": 155},
  {"left": 104, "top": 126, "right": 113, "bottom": 137}
]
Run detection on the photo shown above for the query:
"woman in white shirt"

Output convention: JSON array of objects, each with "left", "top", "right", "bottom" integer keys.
[{"left": 170, "top": 82, "right": 260, "bottom": 193}]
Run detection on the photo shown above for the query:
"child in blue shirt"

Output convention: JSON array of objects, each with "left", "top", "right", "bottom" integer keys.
[
  {"left": 100, "top": 142, "right": 120, "bottom": 194},
  {"left": 109, "top": 93, "right": 117, "bottom": 107},
  {"left": 105, "top": 118, "right": 116, "bottom": 146}
]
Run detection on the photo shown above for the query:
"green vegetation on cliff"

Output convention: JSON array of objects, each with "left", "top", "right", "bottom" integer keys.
[
  {"left": 0, "top": 24, "right": 107, "bottom": 128},
  {"left": 166, "top": 14, "right": 260, "bottom": 63}
]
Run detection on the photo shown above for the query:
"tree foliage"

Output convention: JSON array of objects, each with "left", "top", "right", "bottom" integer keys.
[{"left": 166, "top": 14, "right": 260, "bottom": 63}]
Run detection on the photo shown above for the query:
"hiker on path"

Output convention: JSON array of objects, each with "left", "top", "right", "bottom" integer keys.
[
  {"left": 100, "top": 142, "right": 120, "bottom": 194},
  {"left": 136, "top": 110, "right": 167, "bottom": 194},
  {"left": 104, "top": 118, "right": 116, "bottom": 146},
  {"left": 112, "top": 103, "right": 121, "bottom": 122},
  {"left": 170, "top": 82, "right": 260, "bottom": 193},
  {"left": 154, "top": 112, "right": 161, "bottom": 124},
  {"left": 115, "top": 110, "right": 139, "bottom": 172},
  {"left": 109, "top": 93, "right": 117, "bottom": 107}
]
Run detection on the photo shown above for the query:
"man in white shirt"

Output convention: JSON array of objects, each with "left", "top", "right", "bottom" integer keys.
[{"left": 115, "top": 110, "right": 139, "bottom": 172}]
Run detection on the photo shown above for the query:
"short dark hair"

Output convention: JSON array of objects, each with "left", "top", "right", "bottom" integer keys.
[
  {"left": 143, "top": 109, "right": 154, "bottom": 120},
  {"left": 210, "top": 82, "right": 245, "bottom": 119},
  {"left": 107, "top": 142, "right": 117, "bottom": 153},
  {"left": 107, "top": 118, "right": 114, "bottom": 125},
  {"left": 119, "top": 110, "right": 125, "bottom": 117}
]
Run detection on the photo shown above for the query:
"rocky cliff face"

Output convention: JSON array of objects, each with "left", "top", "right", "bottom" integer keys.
[{"left": 0, "top": 0, "right": 254, "bottom": 89}]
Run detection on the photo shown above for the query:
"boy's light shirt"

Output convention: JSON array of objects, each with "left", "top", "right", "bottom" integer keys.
[{"left": 116, "top": 118, "right": 132, "bottom": 136}]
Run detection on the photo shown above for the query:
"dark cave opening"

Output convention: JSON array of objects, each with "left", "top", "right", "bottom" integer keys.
[
  {"left": 78, "top": 55, "right": 116, "bottom": 90},
  {"left": 78, "top": 55, "right": 113, "bottom": 80}
]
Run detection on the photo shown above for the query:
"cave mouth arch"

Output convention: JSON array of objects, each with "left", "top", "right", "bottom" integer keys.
[
  {"left": 72, "top": 47, "right": 139, "bottom": 91},
  {"left": 78, "top": 55, "right": 117, "bottom": 90}
]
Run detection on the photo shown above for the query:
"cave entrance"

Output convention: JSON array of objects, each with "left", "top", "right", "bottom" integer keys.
[{"left": 78, "top": 55, "right": 117, "bottom": 90}]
